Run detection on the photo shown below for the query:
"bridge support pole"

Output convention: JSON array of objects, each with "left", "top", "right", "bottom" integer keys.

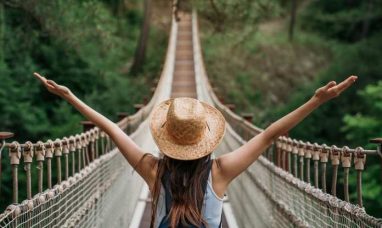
[
  {"left": 330, "top": 146, "right": 340, "bottom": 196},
  {"left": 23, "top": 141, "right": 34, "bottom": 199},
  {"left": 81, "top": 121, "right": 95, "bottom": 162},
  {"left": 54, "top": 139, "right": 63, "bottom": 184},
  {"left": 0, "top": 132, "right": 14, "bottom": 200},
  {"left": 9, "top": 141, "right": 21, "bottom": 203},
  {"left": 341, "top": 146, "right": 352, "bottom": 202},
  {"left": 62, "top": 138, "right": 69, "bottom": 181},
  {"left": 354, "top": 147, "right": 366, "bottom": 208},
  {"left": 35, "top": 141, "right": 45, "bottom": 193},
  {"left": 320, "top": 144, "right": 329, "bottom": 193}
]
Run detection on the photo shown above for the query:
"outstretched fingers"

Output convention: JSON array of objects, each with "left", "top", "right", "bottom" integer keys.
[
  {"left": 46, "top": 80, "right": 59, "bottom": 88},
  {"left": 33, "top": 72, "right": 46, "bottom": 82},
  {"left": 329, "top": 75, "right": 357, "bottom": 94},
  {"left": 33, "top": 72, "right": 55, "bottom": 89},
  {"left": 323, "top": 81, "right": 337, "bottom": 91}
]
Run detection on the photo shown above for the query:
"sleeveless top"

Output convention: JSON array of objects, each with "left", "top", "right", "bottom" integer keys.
[{"left": 154, "top": 170, "right": 225, "bottom": 228}]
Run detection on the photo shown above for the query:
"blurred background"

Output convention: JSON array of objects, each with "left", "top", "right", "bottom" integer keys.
[{"left": 0, "top": 0, "right": 381, "bottom": 218}]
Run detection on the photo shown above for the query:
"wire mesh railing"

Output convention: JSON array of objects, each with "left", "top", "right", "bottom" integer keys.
[{"left": 192, "top": 10, "right": 382, "bottom": 228}]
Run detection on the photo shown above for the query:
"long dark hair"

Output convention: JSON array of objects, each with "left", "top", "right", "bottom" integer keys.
[{"left": 142, "top": 153, "right": 213, "bottom": 228}]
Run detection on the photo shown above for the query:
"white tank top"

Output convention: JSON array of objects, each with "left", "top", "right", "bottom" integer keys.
[{"left": 154, "top": 170, "right": 225, "bottom": 228}]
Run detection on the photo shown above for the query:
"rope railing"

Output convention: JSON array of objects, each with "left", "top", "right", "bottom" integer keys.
[
  {"left": 0, "top": 13, "right": 177, "bottom": 227},
  {"left": 192, "top": 10, "right": 382, "bottom": 227}
]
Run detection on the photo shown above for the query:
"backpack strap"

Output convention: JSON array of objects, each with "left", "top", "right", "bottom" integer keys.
[{"left": 160, "top": 158, "right": 213, "bottom": 227}]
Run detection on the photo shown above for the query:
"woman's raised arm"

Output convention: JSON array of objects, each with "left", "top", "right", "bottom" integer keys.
[
  {"left": 33, "top": 72, "right": 157, "bottom": 187},
  {"left": 215, "top": 75, "right": 358, "bottom": 186}
]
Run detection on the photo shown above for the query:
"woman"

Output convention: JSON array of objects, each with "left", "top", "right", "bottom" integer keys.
[{"left": 33, "top": 72, "right": 357, "bottom": 227}]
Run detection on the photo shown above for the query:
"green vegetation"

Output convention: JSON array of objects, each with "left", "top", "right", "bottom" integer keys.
[
  {"left": 0, "top": 0, "right": 169, "bottom": 210},
  {"left": 198, "top": 0, "right": 382, "bottom": 217},
  {"left": 0, "top": 0, "right": 168, "bottom": 142}
]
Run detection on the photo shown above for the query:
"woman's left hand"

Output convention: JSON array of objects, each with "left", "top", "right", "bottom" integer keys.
[{"left": 312, "top": 75, "right": 358, "bottom": 105}]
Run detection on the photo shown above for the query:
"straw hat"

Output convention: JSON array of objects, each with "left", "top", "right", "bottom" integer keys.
[{"left": 150, "top": 97, "right": 226, "bottom": 160}]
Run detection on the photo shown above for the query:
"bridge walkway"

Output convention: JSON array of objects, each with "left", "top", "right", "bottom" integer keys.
[{"left": 138, "top": 12, "right": 229, "bottom": 228}]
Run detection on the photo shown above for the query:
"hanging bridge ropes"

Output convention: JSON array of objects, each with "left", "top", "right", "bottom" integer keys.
[{"left": 0, "top": 8, "right": 382, "bottom": 228}]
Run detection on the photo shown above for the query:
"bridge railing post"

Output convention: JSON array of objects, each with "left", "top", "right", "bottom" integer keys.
[
  {"left": 81, "top": 121, "right": 95, "bottom": 162},
  {"left": 320, "top": 144, "right": 329, "bottom": 193},
  {"left": 298, "top": 140, "right": 305, "bottom": 180},
  {"left": 23, "top": 141, "right": 34, "bottom": 199},
  {"left": 45, "top": 140, "right": 54, "bottom": 189},
  {"left": 354, "top": 147, "right": 366, "bottom": 208},
  {"left": 54, "top": 139, "right": 63, "bottom": 184},
  {"left": 292, "top": 139, "right": 298, "bottom": 177},
  {"left": 312, "top": 143, "right": 320, "bottom": 188},
  {"left": 62, "top": 137, "right": 70, "bottom": 181},
  {"left": 330, "top": 145, "right": 340, "bottom": 196},
  {"left": 286, "top": 138, "right": 293, "bottom": 172},
  {"left": 305, "top": 142, "right": 312, "bottom": 184},
  {"left": 0, "top": 132, "right": 14, "bottom": 200},
  {"left": 341, "top": 146, "right": 352, "bottom": 202},
  {"left": 35, "top": 141, "right": 45, "bottom": 193}
]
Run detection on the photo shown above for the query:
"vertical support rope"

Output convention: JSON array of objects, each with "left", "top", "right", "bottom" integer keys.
[
  {"left": 9, "top": 142, "right": 21, "bottom": 203},
  {"left": 62, "top": 137, "right": 70, "bottom": 180},
  {"left": 23, "top": 141, "right": 34, "bottom": 199},
  {"left": 354, "top": 147, "right": 366, "bottom": 207},
  {"left": 54, "top": 139, "right": 62, "bottom": 184},
  {"left": 100, "top": 132, "right": 105, "bottom": 155},
  {"left": 95, "top": 129, "right": 99, "bottom": 159},
  {"left": 341, "top": 146, "right": 352, "bottom": 202},
  {"left": 312, "top": 143, "right": 320, "bottom": 188},
  {"left": 46, "top": 140, "right": 54, "bottom": 189},
  {"left": 320, "top": 144, "right": 329, "bottom": 193},
  {"left": 298, "top": 141, "right": 305, "bottom": 180},
  {"left": 82, "top": 135, "right": 89, "bottom": 166},
  {"left": 69, "top": 136, "right": 76, "bottom": 176},
  {"left": 343, "top": 167, "right": 350, "bottom": 202},
  {"left": 292, "top": 139, "right": 298, "bottom": 177},
  {"left": 275, "top": 138, "right": 282, "bottom": 167},
  {"left": 281, "top": 138, "right": 287, "bottom": 170},
  {"left": 287, "top": 138, "right": 292, "bottom": 172},
  {"left": 76, "top": 135, "right": 82, "bottom": 171},
  {"left": 305, "top": 142, "right": 312, "bottom": 184},
  {"left": 330, "top": 145, "right": 340, "bottom": 196},
  {"left": 35, "top": 141, "right": 45, "bottom": 193}
]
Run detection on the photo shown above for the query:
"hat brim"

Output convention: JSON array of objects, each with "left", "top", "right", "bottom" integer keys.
[{"left": 149, "top": 98, "right": 226, "bottom": 160}]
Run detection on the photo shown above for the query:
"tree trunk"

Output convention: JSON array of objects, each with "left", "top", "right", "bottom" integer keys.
[
  {"left": 288, "top": 0, "right": 297, "bottom": 42},
  {"left": 130, "top": 0, "right": 152, "bottom": 74}
]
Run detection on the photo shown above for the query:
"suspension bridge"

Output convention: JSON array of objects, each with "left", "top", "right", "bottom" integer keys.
[{"left": 0, "top": 10, "right": 381, "bottom": 228}]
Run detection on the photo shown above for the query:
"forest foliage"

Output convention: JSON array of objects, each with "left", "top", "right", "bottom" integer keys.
[{"left": 0, "top": 0, "right": 167, "bottom": 142}]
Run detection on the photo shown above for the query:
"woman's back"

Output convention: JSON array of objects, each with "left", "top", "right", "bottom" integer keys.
[{"left": 154, "top": 168, "right": 224, "bottom": 228}]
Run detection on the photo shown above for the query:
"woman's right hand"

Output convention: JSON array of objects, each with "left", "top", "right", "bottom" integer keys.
[{"left": 33, "top": 72, "right": 72, "bottom": 99}]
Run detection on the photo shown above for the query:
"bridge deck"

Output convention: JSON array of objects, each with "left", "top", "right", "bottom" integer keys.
[{"left": 138, "top": 12, "right": 229, "bottom": 228}]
